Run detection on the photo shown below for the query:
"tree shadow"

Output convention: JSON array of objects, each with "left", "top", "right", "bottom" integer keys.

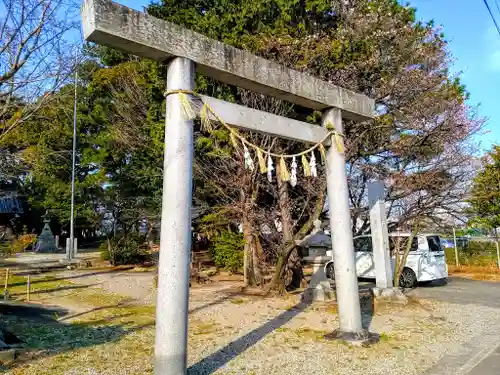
[
  {"left": 188, "top": 279, "right": 374, "bottom": 374},
  {"left": 189, "top": 288, "right": 271, "bottom": 315},
  {"left": 0, "top": 302, "right": 148, "bottom": 371},
  {"left": 9, "top": 284, "right": 95, "bottom": 298},
  {"left": 57, "top": 303, "right": 128, "bottom": 322},
  {"left": 187, "top": 298, "right": 313, "bottom": 374},
  {"left": 417, "top": 278, "right": 449, "bottom": 288},
  {"left": 5, "top": 268, "right": 133, "bottom": 288}
]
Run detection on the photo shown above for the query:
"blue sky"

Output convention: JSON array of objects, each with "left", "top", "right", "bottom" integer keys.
[
  {"left": 110, "top": 0, "right": 500, "bottom": 149},
  {"left": 410, "top": 0, "right": 500, "bottom": 150}
]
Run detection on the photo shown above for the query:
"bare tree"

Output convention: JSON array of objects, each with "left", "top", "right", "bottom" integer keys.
[{"left": 0, "top": 0, "right": 79, "bottom": 145}]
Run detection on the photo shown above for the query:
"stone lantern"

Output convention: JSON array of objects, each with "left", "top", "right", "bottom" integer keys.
[
  {"left": 296, "top": 220, "right": 335, "bottom": 302},
  {"left": 36, "top": 215, "right": 57, "bottom": 253}
]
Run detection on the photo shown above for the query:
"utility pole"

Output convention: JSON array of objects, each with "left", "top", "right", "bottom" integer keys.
[{"left": 69, "top": 69, "right": 78, "bottom": 262}]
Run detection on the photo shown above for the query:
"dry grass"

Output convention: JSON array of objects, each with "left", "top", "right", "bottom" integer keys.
[
  {"left": 1, "top": 271, "right": 157, "bottom": 374},
  {"left": 3, "top": 265, "right": 498, "bottom": 375},
  {"left": 448, "top": 264, "right": 500, "bottom": 281}
]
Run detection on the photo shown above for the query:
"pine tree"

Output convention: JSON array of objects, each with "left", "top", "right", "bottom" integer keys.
[{"left": 468, "top": 146, "right": 500, "bottom": 230}]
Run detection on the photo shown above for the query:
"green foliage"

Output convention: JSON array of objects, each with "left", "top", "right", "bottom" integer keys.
[
  {"left": 9, "top": 234, "right": 37, "bottom": 254},
  {"left": 0, "top": 240, "right": 9, "bottom": 257},
  {"left": 467, "top": 145, "right": 500, "bottom": 230},
  {"left": 100, "top": 235, "right": 149, "bottom": 266},
  {"left": 3, "top": 0, "right": 479, "bottom": 264},
  {"left": 210, "top": 230, "right": 244, "bottom": 273}
]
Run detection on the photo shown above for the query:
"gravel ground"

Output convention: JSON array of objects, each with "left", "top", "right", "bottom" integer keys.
[
  {"left": 58, "top": 269, "right": 157, "bottom": 305},
  {"left": 55, "top": 270, "right": 500, "bottom": 375}
]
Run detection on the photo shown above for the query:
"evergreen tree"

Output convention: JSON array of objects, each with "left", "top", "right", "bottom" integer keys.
[{"left": 468, "top": 146, "right": 500, "bottom": 230}]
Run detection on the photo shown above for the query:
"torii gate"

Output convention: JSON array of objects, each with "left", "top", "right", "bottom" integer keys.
[{"left": 81, "top": 1, "right": 375, "bottom": 373}]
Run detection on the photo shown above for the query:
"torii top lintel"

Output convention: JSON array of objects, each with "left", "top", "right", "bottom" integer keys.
[{"left": 81, "top": 0, "right": 375, "bottom": 121}]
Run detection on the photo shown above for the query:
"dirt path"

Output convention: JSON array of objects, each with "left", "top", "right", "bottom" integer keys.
[{"left": 56, "top": 268, "right": 246, "bottom": 309}]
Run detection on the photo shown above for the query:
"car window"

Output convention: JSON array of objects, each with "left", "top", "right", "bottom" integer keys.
[
  {"left": 427, "top": 236, "right": 442, "bottom": 252},
  {"left": 354, "top": 237, "right": 373, "bottom": 252},
  {"left": 389, "top": 236, "right": 418, "bottom": 253}
]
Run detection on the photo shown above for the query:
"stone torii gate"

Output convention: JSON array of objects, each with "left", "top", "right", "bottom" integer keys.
[{"left": 81, "top": 1, "right": 375, "bottom": 373}]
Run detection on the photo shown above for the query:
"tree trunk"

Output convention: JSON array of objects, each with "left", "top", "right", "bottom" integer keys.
[
  {"left": 252, "top": 235, "right": 263, "bottom": 285},
  {"left": 269, "top": 180, "right": 327, "bottom": 293},
  {"left": 146, "top": 220, "right": 154, "bottom": 249},
  {"left": 276, "top": 162, "right": 303, "bottom": 290},
  {"left": 242, "top": 209, "right": 253, "bottom": 286},
  {"left": 393, "top": 227, "right": 419, "bottom": 287}
]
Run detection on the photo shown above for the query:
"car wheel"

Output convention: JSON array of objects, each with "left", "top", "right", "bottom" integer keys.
[
  {"left": 325, "top": 262, "right": 335, "bottom": 280},
  {"left": 399, "top": 267, "right": 417, "bottom": 289}
]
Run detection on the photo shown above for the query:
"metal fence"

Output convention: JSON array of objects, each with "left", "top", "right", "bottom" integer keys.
[{"left": 440, "top": 234, "right": 500, "bottom": 269}]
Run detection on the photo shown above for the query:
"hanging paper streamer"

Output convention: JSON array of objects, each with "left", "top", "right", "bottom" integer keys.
[
  {"left": 278, "top": 157, "right": 290, "bottom": 182},
  {"left": 267, "top": 155, "right": 274, "bottom": 182},
  {"left": 256, "top": 148, "right": 267, "bottom": 173},
  {"left": 310, "top": 152, "right": 317, "bottom": 178},
  {"left": 290, "top": 156, "right": 298, "bottom": 187},
  {"left": 243, "top": 143, "right": 254, "bottom": 171},
  {"left": 334, "top": 132, "right": 344, "bottom": 153},
  {"left": 163, "top": 89, "right": 339, "bottom": 184},
  {"left": 301, "top": 154, "right": 311, "bottom": 177},
  {"left": 319, "top": 143, "right": 327, "bottom": 164}
]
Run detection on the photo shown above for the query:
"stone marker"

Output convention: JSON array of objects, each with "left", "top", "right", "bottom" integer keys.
[{"left": 368, "top": 181, "right": 393, "bottom": 290}]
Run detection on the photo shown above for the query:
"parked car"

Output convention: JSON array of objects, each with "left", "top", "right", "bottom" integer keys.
[{"left": 324, "top": 233, "right": 448, "bottom": 288}]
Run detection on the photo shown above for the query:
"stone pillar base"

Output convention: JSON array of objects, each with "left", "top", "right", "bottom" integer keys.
[
  {"left": 324, "top": 329, "right": 379, "bottom": 346},
  {"left": 301, "top": 255, "right": 335, "bottom": 302},
  {"left": 372, "top": 287, "right": 408, "bottom": 304},
  {"left": 301, "top": 281, "right": 336, "bottom": 302}
]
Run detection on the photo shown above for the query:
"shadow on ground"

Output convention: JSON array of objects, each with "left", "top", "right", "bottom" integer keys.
[
  {"left": 0, "top": 301, "right": 150, "bottom": 371},
  {"left": 188, "top": 282, "right": 374, "bottom": 375},
  {"left": 4, "top": 268, "right": 133, "bottom": 289}
]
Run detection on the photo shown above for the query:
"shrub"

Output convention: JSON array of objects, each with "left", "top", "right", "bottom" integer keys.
[
  {"left": 9, "top": 234, "right": 37, "bottom": 254},
  {"left": 100, "top": 234, "right": 149, "bottom": 265},
  {"left": 210, "top": 230, "right": 244, "bottom": 273}
]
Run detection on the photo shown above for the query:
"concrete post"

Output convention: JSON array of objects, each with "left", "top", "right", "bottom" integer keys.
[
  {"left": 496, "top": 240, "right": 500, "bottom": 270},
  {"left": 453, "top": 228, "right": 459, "bottom": 267},
  {"left": 322, "top": 108, "right": 363, "bottom": 336},
  {"left": 368, "top": 181, "right": 393, "bottom": 289},
  {"left": 55, "top": 235, "right": 59, "bottom": 249},
  {"left": 65, "top": 238, "right": 71, "bottom": 259},
  {"left": 73, "top": 238, "right": 78, "bottom": 257},
  {"left": 154, "top": 57, "right": 195, "bottom": 375}
]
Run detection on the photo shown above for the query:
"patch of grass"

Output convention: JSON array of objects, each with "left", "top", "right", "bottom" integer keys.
[
  {"left": 275, "top": 326, "right": 329, "bottom": 342},
  {"left": 275, "top": 327, "right": 291, "bottom": 333},
  {"left": 0, "top": 268, "right": 159, "bottom": 374},
  {"left": 379, "top": 332, "right": 390, "bottom": 342},
  {"left": 325, "top": 303, "right": 339, "bottom": 315},
  {"left": 294, "top": 327, "right": 329, "bottom": 341},
  {"left": 230, "top": 298, "right": 247, "bottom": 305},
  {"left": 2, "top": 298, "right": 156, "bottom": 374},
  {"left": 190, "top": 320, "right": 219, "bottom": 336}
]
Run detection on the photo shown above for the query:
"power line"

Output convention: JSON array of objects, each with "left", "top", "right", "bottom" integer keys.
[{"left": 483, "top": 0, "right": 500, "bottom": 37}]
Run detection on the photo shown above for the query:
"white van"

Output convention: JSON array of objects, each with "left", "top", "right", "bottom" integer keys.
[{"left": 325, "top": 233, "right": 448, "bottom": 288}]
